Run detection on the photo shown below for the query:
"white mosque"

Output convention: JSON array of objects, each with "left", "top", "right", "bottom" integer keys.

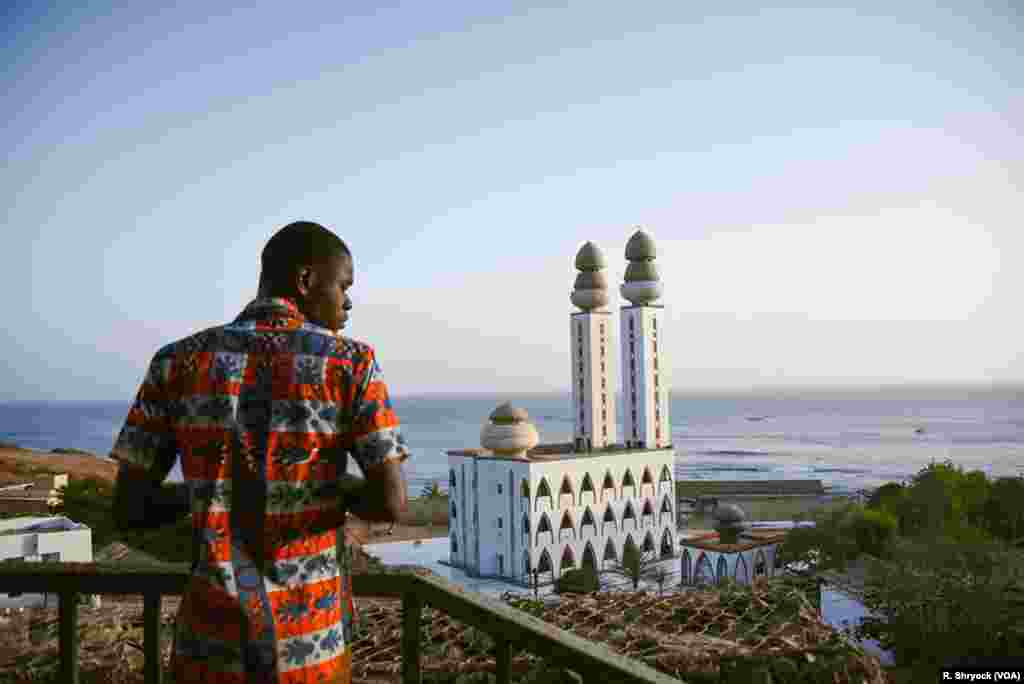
[{"left": 447, "top": 229, "right": 677, "bottom": 582}]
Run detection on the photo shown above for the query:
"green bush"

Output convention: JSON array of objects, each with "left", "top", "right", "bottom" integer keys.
[{"left": 555, "top": 565, "right": 599, "bottom": 594}]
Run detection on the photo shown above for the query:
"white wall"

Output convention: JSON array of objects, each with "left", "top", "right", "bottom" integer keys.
[
  {"left": 0, "top": 522, "right": 93, "bottom": 609},
  {"left": 620, "top": 306, "right": 670, "bottom": 449},
  {"left": 678, "top": 542, "right": 779, "bottom": 586},
  {"left": 571, "top": 311, "right": 617, "bottom": 450}
]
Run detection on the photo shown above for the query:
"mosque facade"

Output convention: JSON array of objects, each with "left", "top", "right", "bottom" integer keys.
[{"left": 447, "top": 229, "right": 677, "bottom": 582}]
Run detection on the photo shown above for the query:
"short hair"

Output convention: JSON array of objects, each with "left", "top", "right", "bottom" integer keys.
[{"left": 260, "top": 221, "right": 350, "bottom": 288}]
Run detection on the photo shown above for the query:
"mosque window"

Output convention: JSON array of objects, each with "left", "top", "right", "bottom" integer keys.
[
  {"left": 498, "top": 517, "right": 503, "bottom": 529},
  {"left": 629, "top": 359, "right": 635, "bottom": 371},
  {"left": 602, "top": 425, "right": 607, "bottom": 436},
  {"left": 601, "top": 393, "right": 606, "bottom": 405},
  {"left": 629, "top": 340, "right": 634, "bottom": 354},
  {"left": 600, "top": 362, "right": 605, "bottom": 372},
  {"left": 654, "top": 357, "right": 659, "bottom": 370},
  {"left": 629, "top": 318, "right": 634, "bottom": 331},
  {"left": 600, "top": 323, "right": 604, "bottom": 333},
  {"left": 497, "top": 483, "right": 503, "bottom": 495},
  {"left": 601, "top": 409, "right": 606, "bottom": 421},
  {"left": 652, "top": 318, "right": 657, "bottom": 330},
  {"left": 653, "top": 341, "right": 658, "bottom": 353},
  {"left": 601, "top": 378, "right": 606, "bottom": 390},
  {"left": 600, "top": 345, "right": 605, "bottom": 356}
]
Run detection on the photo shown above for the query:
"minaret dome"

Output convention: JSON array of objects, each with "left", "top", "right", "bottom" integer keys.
[
  {"left": 571, "top": 241, "right": 610, "bottom": 311},
  {"left": 621, "top": 228, "right": 663, "bottom": 305}
]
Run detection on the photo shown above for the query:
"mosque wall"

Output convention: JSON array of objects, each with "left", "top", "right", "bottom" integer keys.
[
  {"left": 621, "top": 305, "right": 669, "bottom": 449},
  {"left": 570, "top": 311, "right": 617, "bottom": 450}
]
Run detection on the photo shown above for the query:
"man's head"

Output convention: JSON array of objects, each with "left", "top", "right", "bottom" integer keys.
[{"left": 258, "top": 221, "right": 353, "bottom": 332}]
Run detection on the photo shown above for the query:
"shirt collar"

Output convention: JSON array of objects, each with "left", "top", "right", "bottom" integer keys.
[{"left": 235, "top": 297, "right": 305, "bottom": 325}]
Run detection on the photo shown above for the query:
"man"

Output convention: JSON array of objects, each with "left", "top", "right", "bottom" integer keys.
[{"left": 111, "top": 221, "right": 409, "bottom": 683}]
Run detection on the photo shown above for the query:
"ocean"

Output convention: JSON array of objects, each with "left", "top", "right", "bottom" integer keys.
[{"left": 2, "top": 388, "right": 1022, "bottom": 496}]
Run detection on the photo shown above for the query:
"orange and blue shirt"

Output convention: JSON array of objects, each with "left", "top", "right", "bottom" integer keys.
[{"left": 111, "top": 297, "right": 410, "bottom": 684}]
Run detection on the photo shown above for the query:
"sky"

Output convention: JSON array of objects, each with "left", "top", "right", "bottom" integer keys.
[{"left": 2, "top": 0, "right": 1022, "bottom": 401}]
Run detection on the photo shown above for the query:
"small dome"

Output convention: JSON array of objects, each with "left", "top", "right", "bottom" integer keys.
[
  {"left": 624, "top": 260, "right": 660, "bottom": 283},
  {"left": 571, "top": 289, "right": 609, "bottom": 310},
  {"left": 575, "top": 242, "right": 607, "bottom": 271},
  {"left": 573, "top": 270, "right": 608, "bottom": 291},
  {"left": 625, "top": 229, "right": 657, "bottom": 261},
  {"left": 489, "top": 402, "right": 530, "bottom": 424},
  {"left": 714, "top": 503, "right": 747, "bottom": 525}
]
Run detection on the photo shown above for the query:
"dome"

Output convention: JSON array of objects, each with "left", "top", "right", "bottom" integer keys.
[
  {"left": 714, "top": 503, "right": 747, "bottom": 525},
  {"left": 575, "top": 241, "right": 607, "bottom": 271},
  {"left": 624, "top": 229, "right": 657, "bottom": 261},
  {"left": 489, "top": 402, "right": 530, "bottom": 424},
  {"left": 570, "top": 289, "right": 609, "bottom": 310},
  {"left": 624, "top": 260, "right": 660, "bottom": 283},
  {"left": 620, "top": 280, "right": 663, "bottom": 305},
  {"left": 482, "top": 402, "right": 539, "bottom": 456},
  {"left": 574, "top": 270, "right": 609, "bottom": 291}
]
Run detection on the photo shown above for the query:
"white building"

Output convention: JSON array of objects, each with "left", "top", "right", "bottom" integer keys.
[
  {"left": 448, "top": 230, "right": 677, "bottom": 582},
  {"left": 620, "top": 230, "right": 670, "bottom": 449},
  {"left": 679, "top": 505, "right": 783, "bottom": 586},
  {"left": 0, "top": 516, "right": 93, "bottom": 609}
]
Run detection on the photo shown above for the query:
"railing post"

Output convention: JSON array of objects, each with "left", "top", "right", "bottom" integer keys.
[
  {"left": 495, "top": 638, "right": 512, "bottom": 684},
  {"left": 144, "top": 592, "right": 163, "bottom": 684},
  {"left": 401, "top": 591, "right": 422, "bottom": 684},
  {"left": 59, "top": 591, "right": 79, "bottom": 684}
]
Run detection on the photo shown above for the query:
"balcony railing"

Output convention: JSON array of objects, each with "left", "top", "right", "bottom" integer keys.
[{"left": 0, "top": 562, "right": 677, "bottom": 684}]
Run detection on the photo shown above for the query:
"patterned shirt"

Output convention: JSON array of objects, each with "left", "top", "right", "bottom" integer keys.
[{"left": 111, "top": 297, "right": 410, "bottom": 684}]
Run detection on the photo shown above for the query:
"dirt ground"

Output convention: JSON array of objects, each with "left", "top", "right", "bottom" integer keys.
[{"left": 0, "top": 447, "right": 117, "bottom": 486}]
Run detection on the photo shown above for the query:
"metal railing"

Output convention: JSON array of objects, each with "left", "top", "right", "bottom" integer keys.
[{"left": 0, "top": 562, "right": 678, "bottom": 684}]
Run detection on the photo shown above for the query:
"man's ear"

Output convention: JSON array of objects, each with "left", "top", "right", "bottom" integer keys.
[{"left": 295, "top": 266, "right": 315, "bottom": 297}]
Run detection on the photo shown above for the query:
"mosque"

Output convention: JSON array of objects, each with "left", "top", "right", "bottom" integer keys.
[{"left": 447, "top": 229, "right": 677, "bottom": 582}]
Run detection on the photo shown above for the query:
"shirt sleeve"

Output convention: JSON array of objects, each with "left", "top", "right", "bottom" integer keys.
[
  {"left": 110, "top": 351, "right": 179, "bottom": 483},
  {"left": 347, "top": 347, "right": 410, "bottom": 474}
]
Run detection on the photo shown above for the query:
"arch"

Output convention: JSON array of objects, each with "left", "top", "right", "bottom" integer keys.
[
  {"left": 560, "top": 545, "right": 576, "bottom": 574},
  {"left": 754, "top": 549, "right": 768, "bottom": 578},
  {"left": 601, "top": 505, "right": 617, "bottom": 534},
  {"left": 659, "top": 464, "right": 672, "bottom": 483},
  {"left": 559, "top": 510, "right": 576, "bottom": 541},
  {"left": 535, "top": 512, "right": 553, "bottom": 545},
  {"left": 659, "top": 495, "right": 673, "bottom": 524},
  {"left": 622, "top": 469, "right": 636, "bottom": 498},
  {"left": 559, "top": 475, "right": 575, "bottom": 508},
  {"left": 641, "top": 499, "right": 655, "bottom": 527},
  {"left": 451, "top": 534, "right": 458, "bottom": 553},
  {"left": 660, "top": 528, "right": 673, "bottom": 559},
  {"left": 622, "top": 500, "right": 637, "bottom": 530},
  {"left": 641, "top": 466, "right": 655, "bottom": 496},
  {"left": 602, "top": 537, "right": 617, "bottom": 565},
  {"left": 642, "top": 530, "right": 656, "bottom": 554},
  {"left": 449, "top": 468, "right": 456, "bottom": 489},
  {"left": 580, "top": 472, "right": 596, "bottom": 505},
  {"left": 694, "top": 554, "right": 714, "bottom": 585},
  {"left": 535, "top": 477, "right": 553, "bottom": 511},
  {"left": 537, "top": 549, "right": 553, "bottom": 581},
  {"left": 601, "top": 470, "right": 616, "bottom": 499},
  {"left": 735, "top": 555, "right": 749, "bottom": 584},
  {"left": 680, "top": 549, "right": 692, "bottom": 585},
  {"left": 582, "top": 542, "right": 597, "bottom": 572},
  {"left": 716, "top": 556, "right": 729, "bottom": 585},
  {"left": 580, "top": 507, "right": 596, "bottom": 537},
  {"left": 521, "top": 478, "right": 530, "bottom": 499},
  {"left": 623, "top": 534, "right": 639, "bottom": 567}
]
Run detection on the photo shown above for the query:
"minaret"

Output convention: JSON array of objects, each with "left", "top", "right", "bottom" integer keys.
[
  {"left": 620, "top": 228, "right": 670, "bottom": 449},
  {"left": 570, "top": 242, "right": 616, "bottom": 451}
]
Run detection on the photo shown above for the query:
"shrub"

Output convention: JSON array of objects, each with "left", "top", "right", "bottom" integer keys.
[{"left": 555, "top": 566, "right": 599, "bottom": 594}]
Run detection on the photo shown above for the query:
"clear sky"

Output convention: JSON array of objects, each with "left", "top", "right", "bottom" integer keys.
[{"left": 2, "top": 1, "right": 1021, "bottom": 401}]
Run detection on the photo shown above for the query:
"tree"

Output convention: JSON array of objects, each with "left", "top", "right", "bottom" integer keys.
[
  {"left": 605, "top": 541, "right": 663, "bottom": 591},
  {"left": 852, "top": 538, "right": 1024, "bottom": 673},
  {"left": 982, "top": 476, "right": 1024, "bottom": 543}
]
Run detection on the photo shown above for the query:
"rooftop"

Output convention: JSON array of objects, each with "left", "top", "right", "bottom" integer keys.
[{"left": 446, "top": 441, "right": 674, "bottom": 462}]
